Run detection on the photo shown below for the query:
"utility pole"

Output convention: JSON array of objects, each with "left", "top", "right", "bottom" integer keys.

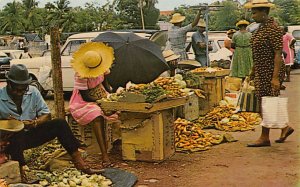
[{"left": 138, "top": 0, "right": 146, "bottom": 30}]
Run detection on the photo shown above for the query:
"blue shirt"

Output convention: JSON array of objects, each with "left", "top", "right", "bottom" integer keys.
[
  {"left": 192, "top": 31, "right": 209, "bottom": 66},
  {"left": 0, "top": 86, "right": 50, "bottom": 120}
]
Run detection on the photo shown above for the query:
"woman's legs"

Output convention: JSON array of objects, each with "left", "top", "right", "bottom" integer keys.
[
  {"left": 285, "top": 65, "right": 291, "bottom": 82},
  {"left": 93, "top": 117, "right": 110, "bottom": 163}
]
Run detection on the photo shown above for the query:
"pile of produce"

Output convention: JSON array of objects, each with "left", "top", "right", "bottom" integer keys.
[
  {"left": 153, "top": 76, "right": 188, "bottom": 98},
  {"left": 182, "top": 72, "right": 203, "bottom": 88},
  {"left": 128, "top": 84, "right": 166, "bottom": 103},
  {"left": 0, "top": 179, "right": 8, "bottom": 187},
  {"left": 24, "top": 140, "right": 68, "bottom": 170},
  {"left": 23, "top": 168, "right": 112, "bottom": 187},
  {"left": 194, "top": 105, "right": 261, "bottom": 131},
  {"left": 105, "top": 75, "right": 189, "bottom": 103},
  {"left": 174, "top": 118, "right": 233, "bottom": 153}
]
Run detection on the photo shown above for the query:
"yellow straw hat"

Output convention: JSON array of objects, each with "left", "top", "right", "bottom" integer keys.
[
  {"left": 0, "top": 120, "right": 24, "bottom": 132},
  {"left": 227, "top": 29, "right": 236, "bottom": 35},
  {"left": 162, "top": 50, "right": 180, "bottom": 62},
  {"left": 244, "top": 0, "right": 275, "bottom": 9},
  {"left": 236, "top": 20, "right": 250, "bottom": 27},
  {"left": 197, "top": 19, "right": 206, "bottom": 27},
  {"left": 71, "top": 42, "right": 114, "bottom": 78},
  {"left": 169, "top": 13, "right": 186, "bottom": 24}
]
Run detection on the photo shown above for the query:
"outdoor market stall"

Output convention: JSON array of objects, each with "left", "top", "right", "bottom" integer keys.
[
  {"left": 183, "top": 67, "right": 231, "bottom": 115},
  {"left": 97, "top": 76, "right": 190, "bottom": 162}
]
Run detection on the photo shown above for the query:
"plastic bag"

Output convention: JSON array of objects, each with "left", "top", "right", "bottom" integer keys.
[
  {"left": 260, "top": 96, "right": 289, "bottom": 129},
  {"left": 236, "top": 78, "right": 259, "bottom": 112}
]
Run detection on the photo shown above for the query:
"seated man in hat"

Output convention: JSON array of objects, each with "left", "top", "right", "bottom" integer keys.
[
  {"left": 191, "top": 19, "right": 213, "bottom": 67},
  {"left": 0, "top": 64, "right": 102, "bottom": 180},
  {"left": 167, "top": 8, "right": 204, "bottom": 61}
]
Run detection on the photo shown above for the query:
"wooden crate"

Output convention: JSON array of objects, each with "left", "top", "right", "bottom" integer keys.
[
  {"left": 120, "top": 109, "right": 175, "bottom": 162},
  {"left": 177, "top": 93, "right": 199, "bottom": 121},
  {"left": 97, "top": 97, "right": 188, "bottom": 113},
  {"left": 198, "top": 77, "right": 225, "bottom": 116}
]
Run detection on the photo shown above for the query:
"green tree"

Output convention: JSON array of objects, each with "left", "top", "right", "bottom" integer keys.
[
  {"left": 209, "top": 0, "right": 242, "bottom": 30},
  {"left": 22, "top": 0, "right": 42, "bottom": 32},
  {"left": 0, "top": 1, "right": 24, "bottom": 34},
  {"left": 115, "top": 0, "right": 159, "bottom": 29},
  {"left": 45, "top": 0, "right": 75, "bottom": 32},
  {"left": 271, "top": 0, "right": 300, "bottom": 25}
]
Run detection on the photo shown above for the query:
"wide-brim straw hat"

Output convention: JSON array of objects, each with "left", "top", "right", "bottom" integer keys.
[
  {"left": 71, "top": 42, "right": 114, "bottom": 78},
  {"left": 169, "top": 13, "right": 186, "bottom": 24},
  {"left": 0, "top": 120, "right": 24, "bottom": 132},
  {"left": 244, "top": 0, "right": 275, "bottom": 9},
  {"left": 236, "top": 20, "right": 250, "bottom": 27},
  {"left": 178, "top": 60, "right": 201, "bottom": 67},
  {"left": 197, "top": 19, "right": 206, "bottom": 27},
  {"left": 162, "top": 50, "right": 180, "bottom": 62},
  {"left": 227, "top": 29, "right": 236, "bottom": 35}
]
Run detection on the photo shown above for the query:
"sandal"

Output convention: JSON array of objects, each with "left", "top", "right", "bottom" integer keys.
[
  {"left": 275, "top": 127, "right": 294, "bottom": 143},
  {"left": 102, "top": 161, "right": 114, "bottom": 168},
  {"left": 247, "top": 140, "right": 271, "bottom": 147}
]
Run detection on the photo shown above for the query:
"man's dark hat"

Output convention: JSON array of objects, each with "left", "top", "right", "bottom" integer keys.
[{"left": 5, "top": 64, "right": 32, "bottom": 84}]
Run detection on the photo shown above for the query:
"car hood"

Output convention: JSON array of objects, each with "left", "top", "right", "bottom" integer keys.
[{"left": 11, "top": 57, "right": 51, "bottom": 69}]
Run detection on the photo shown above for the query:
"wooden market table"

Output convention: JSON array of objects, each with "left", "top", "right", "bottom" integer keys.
[{"left": 97, "top": 97, "right": 189, "bottom": 162}]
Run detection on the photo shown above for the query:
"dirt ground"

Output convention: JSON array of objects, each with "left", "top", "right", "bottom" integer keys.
[{"left": 45, "top": 69, "right": 300, "bottom": 187}]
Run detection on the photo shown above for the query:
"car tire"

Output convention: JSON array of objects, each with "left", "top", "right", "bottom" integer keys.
[{"left": 30, "top": 80, "right": 47, "bottom": 97}]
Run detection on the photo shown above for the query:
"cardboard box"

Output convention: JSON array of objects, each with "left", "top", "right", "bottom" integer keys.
[{"left": 120, "top": 109, "right": 175, "bottom": 162}]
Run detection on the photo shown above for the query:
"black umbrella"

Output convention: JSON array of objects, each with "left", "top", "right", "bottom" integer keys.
[{"left": 92, "top": 32, "right": 169, "bottom": 90}]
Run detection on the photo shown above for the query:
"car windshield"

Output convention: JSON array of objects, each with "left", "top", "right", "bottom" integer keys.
[{"left": 61, "top": 40, "right": 86, "bottom": 56}]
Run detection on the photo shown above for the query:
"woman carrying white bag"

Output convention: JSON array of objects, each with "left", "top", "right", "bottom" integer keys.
[{"left": 245, "top": 0, "right": 294, "bottom": 147}]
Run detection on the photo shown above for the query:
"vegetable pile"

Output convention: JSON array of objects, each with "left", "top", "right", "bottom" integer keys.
[{"left": 174, "top": 118, "right": 234, "bottom": 153}]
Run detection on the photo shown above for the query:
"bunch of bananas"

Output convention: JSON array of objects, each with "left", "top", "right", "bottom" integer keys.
[{"left": 174, "top": 118, "right": 224, "bottom": 153}]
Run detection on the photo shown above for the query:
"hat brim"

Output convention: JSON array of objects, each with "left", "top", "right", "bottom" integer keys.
[
  {"left": 5, "top": 73, "right": 32, "bottom": 84},
  {"left": 178, "top": 60, "right": 201, "bottom": 67},
  {"left": 165, "top": 54, "right": 180, "bottom": 62},
  {"left": 0, "top": 120, "right": 24, "bottom": 132},
  {"left": 71, "top": 42, "right": 114, "bottom": 78},
  {"left": 245, "top": 3, "right": 275, "bottom": 9},
  {"left": 170, "top": 16, "right": 186, "bottom": 23}
]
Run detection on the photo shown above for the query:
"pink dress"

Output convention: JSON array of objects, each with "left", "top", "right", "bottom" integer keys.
[
  {"left": 283, "top": 33, "right": 295, "bottom": 65},
  {"left": 69, "top": 73, "right": 118, "bottom": 125}
]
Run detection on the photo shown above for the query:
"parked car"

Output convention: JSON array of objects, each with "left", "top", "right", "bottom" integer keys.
[
  {"left": 9, "top": 31, "right": 154, "bottom": 95},
  {"left": 0, "top": 51, "right": 11, "bottom": 79},
  {"left": 294, "top": 40, "right": 300, "bottom": 68},
  {"left": 150, "top": 30, "right": 232, "bottom": 62},
  {"left": 1, "top": 49, "right": 24, "bottom": 59}
]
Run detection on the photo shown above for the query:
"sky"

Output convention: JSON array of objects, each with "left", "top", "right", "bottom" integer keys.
[{"left": 0, "top": 0, "right": 221, "bottom": 10}]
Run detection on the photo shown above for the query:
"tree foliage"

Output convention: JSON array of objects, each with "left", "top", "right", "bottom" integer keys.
[{"left": 0, "top": 0, "right": 298, "bottom": 36}]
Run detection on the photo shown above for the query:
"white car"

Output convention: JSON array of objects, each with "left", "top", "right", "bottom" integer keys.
[
  {"left": 9, "top": 31, "right": 155, "bottom": 95},
  {"left": 151, "top": 30, "right": 232, "bottom": 62}
]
